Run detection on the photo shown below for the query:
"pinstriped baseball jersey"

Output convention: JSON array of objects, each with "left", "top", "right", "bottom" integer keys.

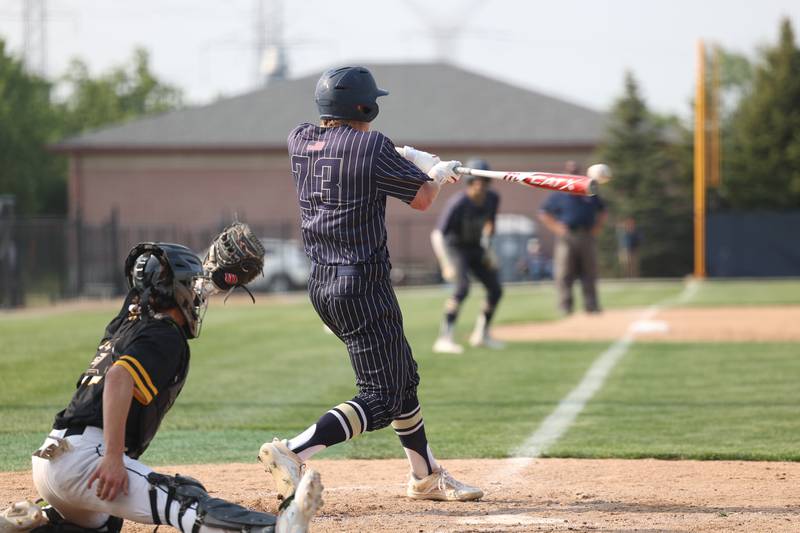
[{"left": 287, "top": 123, "right": 430, "bottom": 266}]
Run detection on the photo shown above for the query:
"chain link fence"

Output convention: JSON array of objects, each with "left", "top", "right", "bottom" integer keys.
[{"left": 0, "top": 212, "right": 441, "bottom": 308}]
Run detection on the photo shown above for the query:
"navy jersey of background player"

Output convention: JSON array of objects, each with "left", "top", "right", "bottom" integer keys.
[
  {"left": 437, "top": 189, "right": 500, "bottom": 248},
  {"left": 540, "top": 193, "right": 605, "bottom": 229},
  {"left": 288, "top": 123, "right": 431, "bottom": 266}
]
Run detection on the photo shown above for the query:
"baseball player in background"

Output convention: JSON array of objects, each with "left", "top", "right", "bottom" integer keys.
[
  {"left": 258, "top": 66, "right": 483, "bottom": 502},
  {"left": 538, "top": 160, "right": 607, "bottom": 314},
  {"left": 1, "top": 239, "right": 321, "bottom": 533},
  {"left": 430, "top": 159, "right": 504, "bottom": 354}
]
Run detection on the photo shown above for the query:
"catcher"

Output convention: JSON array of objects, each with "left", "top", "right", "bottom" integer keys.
[
  {"left": 1, "top": 225, "right": 323, "bottom": 533},
  {"left": 431, "top": 159, "right": 504, "bottom": 353}
]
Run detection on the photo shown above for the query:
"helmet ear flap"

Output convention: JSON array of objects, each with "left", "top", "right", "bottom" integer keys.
[{"left": 356, "top": 103, "right": 379, "bottom": 122}]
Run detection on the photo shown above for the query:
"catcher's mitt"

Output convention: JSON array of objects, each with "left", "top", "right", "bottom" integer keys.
[{"left": 204, "top": 222, "right": 265, "bottom": 301}]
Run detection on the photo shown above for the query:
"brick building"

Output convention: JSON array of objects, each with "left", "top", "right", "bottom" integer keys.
[{"left": 54, "top": 63, "right": 607, "bottom": 270}]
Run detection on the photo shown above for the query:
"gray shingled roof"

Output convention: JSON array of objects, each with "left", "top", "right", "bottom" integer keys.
[{"left": 55, "top": 63, "right": 607, "bottom": 150}]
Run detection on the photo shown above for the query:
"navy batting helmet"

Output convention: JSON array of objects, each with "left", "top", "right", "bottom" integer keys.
[
  {"left": 315, "top": 66, "right": 389, "bottom": 122},
  {"left": 464, "top": 158, "right": 491, "bottom": 185}
]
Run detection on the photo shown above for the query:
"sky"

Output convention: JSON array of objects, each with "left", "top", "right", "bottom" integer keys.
[{"left": 1, "top": 0, "right": 798, "bottom": 118}]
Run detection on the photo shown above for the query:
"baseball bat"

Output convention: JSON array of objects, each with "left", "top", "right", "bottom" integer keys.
[
  {"left": 455, "top": 167, "right": 598, "bottom": 196},
  {"left": 394, "top": 147, "right": 597, "bottom": 196}
]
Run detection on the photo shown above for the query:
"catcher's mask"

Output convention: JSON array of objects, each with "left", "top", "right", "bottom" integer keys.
[{"left": 124, "top": 243, "right": 209, "bottom": 339}]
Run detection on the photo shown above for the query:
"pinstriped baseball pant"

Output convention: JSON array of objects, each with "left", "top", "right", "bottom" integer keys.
[{"left": 308, "top": 263, "right": 420, "bottom": 431}]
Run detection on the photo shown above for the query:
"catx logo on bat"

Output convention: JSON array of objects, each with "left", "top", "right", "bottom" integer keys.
[
  {"left": 518, "top": 174, "right": 577, "bottom": 191},
  {"left": 536, "top": 177, "right": 577, "bottom": 191}
]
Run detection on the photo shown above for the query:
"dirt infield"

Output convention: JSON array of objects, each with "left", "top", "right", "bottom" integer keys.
[
  {"left": 494, "top": 305, "right": 800, "bottom": 343},
  {"left": 3, "top": 458, "right": 799, "bottom": 532}
]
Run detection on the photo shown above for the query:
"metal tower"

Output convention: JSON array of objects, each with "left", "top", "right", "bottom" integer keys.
[
  {"left": 22, "top": 0, "right": 47, "bottom": 76},
  {"left": 254, "top": 0, "right": 288, "bottom": 86},
  {"left": 404, "top": 0, "right": 484, "bottom": 62}
]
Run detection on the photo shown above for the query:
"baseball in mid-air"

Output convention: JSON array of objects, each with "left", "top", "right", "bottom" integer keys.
[{"left": 587, "top": 163, "right": 612, "bottom": 184}]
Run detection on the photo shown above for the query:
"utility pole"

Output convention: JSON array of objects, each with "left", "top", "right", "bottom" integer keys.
[
  {"left": 22, "top": 0, "right": 47, "bottom": 76},
  {"left": 254, "top": 0, "right": 288, "bottom": 86}
]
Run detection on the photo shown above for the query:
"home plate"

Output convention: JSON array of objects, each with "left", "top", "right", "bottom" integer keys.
[
  {"left": 630, "top": 319, "right": 670, "bottom": 334},
  {"left": 458, "top": 514, "right": 564, "bottom": 526}
]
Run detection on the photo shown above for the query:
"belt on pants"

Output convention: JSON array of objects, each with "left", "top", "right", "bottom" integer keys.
[
  {"left": 63, "top": 425, "right": 87, "bottom": 437},
  {"left": 33, "top": 426, "right": 100, "bottom": 459},
  {"left": 33, "top": 426, "right": 82, "bottom": 460},
  {"left": 310, "top": 263, "right": 390, "bottom": 282}
]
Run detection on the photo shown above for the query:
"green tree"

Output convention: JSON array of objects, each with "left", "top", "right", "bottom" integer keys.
[
  {"left": 0, "top": 39, "right": 65, "bottom": 214},
  {"left": 60, "top": 48, "right": 183, "bottom": 135},
  {"left": 597, "top": 72, "right": 693, "bottom": 277},
  {"left": 0, "top": 45, "right": 184, "bottom": 215},
  {"left": 723, "top": 17, "right": 800, "bottom": 208},
  {"left": 716, "top": 46, "right": 754, "bottom": 116}
]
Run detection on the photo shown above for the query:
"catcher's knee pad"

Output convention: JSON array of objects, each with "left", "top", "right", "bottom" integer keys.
[
  {"left": 146, "top": 472, "right": 276, "bottom": 533},
  {"left": 29, "top": 506, "right": 122, "bottom": 533}
]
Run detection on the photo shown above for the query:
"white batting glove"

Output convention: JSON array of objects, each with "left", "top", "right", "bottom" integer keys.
[
  {"left": 428, "top": 160, "right": 461, "bottom": 185},
  {"left": 399, "top": 145, "right": 441, "bottom": 173}
]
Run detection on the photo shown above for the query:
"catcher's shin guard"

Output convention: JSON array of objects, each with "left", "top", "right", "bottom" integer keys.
[{"left": 146, "top": 472, "right": 276, "bottom": 533}]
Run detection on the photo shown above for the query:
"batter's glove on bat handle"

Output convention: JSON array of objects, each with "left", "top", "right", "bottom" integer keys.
[
  {"left": 204, "top": 222, "right": 266, "bottom": 303},
  {"left": 428, "top": 160, "right": 462, "bottom": 185},
  {"left": 399, "top": 145, "right": 441, "bottom": 173}
]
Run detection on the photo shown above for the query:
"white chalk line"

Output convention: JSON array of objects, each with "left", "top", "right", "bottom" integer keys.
[{"left": 495, "top": 279, "right": 700, "bottom": 480}]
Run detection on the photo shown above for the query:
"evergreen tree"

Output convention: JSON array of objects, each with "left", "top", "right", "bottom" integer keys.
[
  {"left": 597, "top": 72, "right": 692, "bottom": 277},
  {"left": 724, "top": 18, "right": 800, "bottom": 208}
]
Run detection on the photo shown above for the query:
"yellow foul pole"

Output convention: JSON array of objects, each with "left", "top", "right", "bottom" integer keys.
[{"left": 694, "top": 40, "right": 707, "bottom": 278}]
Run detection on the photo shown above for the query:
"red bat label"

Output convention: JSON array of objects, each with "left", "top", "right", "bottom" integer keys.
[{"left": 504, "top": 172, "right": 591, "bottom": 195}]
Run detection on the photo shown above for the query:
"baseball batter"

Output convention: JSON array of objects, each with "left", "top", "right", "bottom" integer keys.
[
  {"left": 258, "top": 66, "right": 483, "bottom": 502},
  {"left": 430, "top": 159, "right": 504, "bottom": 354},
  {"left": 1, "top": 238, "right": 321, "bottom": 533}
]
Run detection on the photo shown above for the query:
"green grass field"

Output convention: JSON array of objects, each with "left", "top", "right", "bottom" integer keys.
[{"left": 1, "top": 279, "right": 799, "bottom": 471}]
